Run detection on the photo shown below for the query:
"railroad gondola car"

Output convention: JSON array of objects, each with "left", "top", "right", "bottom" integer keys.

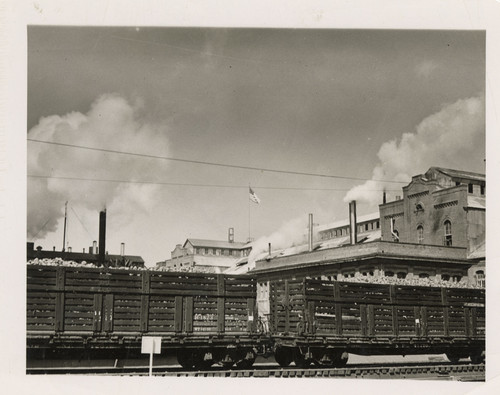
[
  {"left": 266, "top": 278, "right": 485, "bottom": 367},
  {"left": 27, "top": 264, "right": 264, "bottom": 369}
]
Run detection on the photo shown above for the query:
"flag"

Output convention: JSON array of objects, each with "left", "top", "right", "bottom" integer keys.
[{"left": 249, "top": 187, "right": 261, "bottom": 204}]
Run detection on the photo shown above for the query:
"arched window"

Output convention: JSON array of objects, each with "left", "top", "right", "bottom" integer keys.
[
  {"left": 444, "top": 220, "right": 452, "bottom": 246},
  {"left": 385, "top": 271, "right": 395, "bottom": 277},
  {"left": 417, "top": 225, "right": 424, "bottom": 244}
]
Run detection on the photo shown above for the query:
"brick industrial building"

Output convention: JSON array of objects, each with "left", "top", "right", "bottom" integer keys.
[{"left": 252, "top": 167, "right": 485, "bottom": 285}]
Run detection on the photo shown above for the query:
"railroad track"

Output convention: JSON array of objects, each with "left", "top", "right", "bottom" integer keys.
[{"left": 27, "top": 362, "right": 485, "bottom": 381}]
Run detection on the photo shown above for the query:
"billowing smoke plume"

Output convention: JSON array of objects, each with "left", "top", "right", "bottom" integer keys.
[
  {"left": 344, "top": 95, "right": 485, "bottom": 205},
  {"left": 27, "top": 94, "right": 170, "bottom": 240},
  {"left": 247, "top": 216, "right": 309, "bottom": 268}
]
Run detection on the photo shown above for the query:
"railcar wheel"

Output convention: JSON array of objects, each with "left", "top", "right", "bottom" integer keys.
[
  {"left": 312, "top": 349, "right": 333, "bottom": 367},
  {"left": 294, "top": 349, "right": 312, "bottom": 368},
  {"left": 470, "top": 350, "right": 485, "bottom": 364},
  {"left": 274, "top": 347, "right": 294, "bottom": 367},
  {"left": 176, "top": 350, "right": 195, "bottom": 369},
  {"left": 235, "top": 349, "right": 256, "bottom": 369},
  {"left": 193, "top": 351, "right": 214, "bottom": 370},
  {"left": 329, "top": 350, "right": 348, "bottom": 368},
  {"left": 446, "top": 352, "right": 461, "bottom": 364}
]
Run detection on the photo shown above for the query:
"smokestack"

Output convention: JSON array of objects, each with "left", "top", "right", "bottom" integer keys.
[
  {"left": 99, "top": 210, "right": 106, "bottom": 264},
  {"left": 228, "top": 227, "right": 234, "bottom": 243},
  {"left": 383, "top": 190, "right": 387, "bottom": 204},
  {"left": 83, "top": 248, "right": 85, "bottom": 253},
  {"left": 308, "top": 213, "right": 313, "bottom": 252},
  {"left": 92, "top": 240, "right": 98, "bottom": 255},
  {"left": 268, "top": 242, "right": 272, "bottom": 256},
  {"left": 120, "top": 242, "right": 125, "bottom": 256},
  {"left": 349, "top": 201, "right": 357, "bottom": 245},
  {"left": 52, "top": 246, "right": 55, "bottom": 252}
]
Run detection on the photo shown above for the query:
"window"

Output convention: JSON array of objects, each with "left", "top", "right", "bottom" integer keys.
[
  {"left": 376, "top": 221, "right": 380, "bottom": 229},
  {"left": 468, "top": 183, "right": 473, "bottom": 193},
  {"left": 417, "top": 225, "right": 424, "bottom": 244},
  {"left": 456, "top": 181, "right": 461, "bottom": 186},
  {"left": 415, "top": 202, "right": 424, "bottom": 212},
  {"left": 204, "top": 248, "right": 208, "bottom": 254},
  {"left": 475, "top": 270, "right": 485, "bottom": 287},
  {"left": 385, "top": 271, "right": 395, "bottom": 277},
  {"left": 481, "top": 185, "right": 485, "bottom": 195},
  {"left": 392, "top": 229, "right": 399, "bottom": 242},
  {"left": 365, "top": 224, "right": 369, "bottom": 231},
  {"left": 444, "top": 220, "right": 452, "bottom": 246}
]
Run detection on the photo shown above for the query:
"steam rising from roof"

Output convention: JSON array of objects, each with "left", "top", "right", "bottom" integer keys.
[{"left": 344, "top": 95, "right": 485, "bottom": 205}]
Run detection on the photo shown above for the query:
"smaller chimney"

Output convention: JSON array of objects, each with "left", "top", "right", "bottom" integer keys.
[
  {"left": 268, "top": 242, "right": 272, "bottom": 256},
  {"left": 308, "top": 213, "right": 313, "bottom": 252},
  {"left": 68, "top": 247, "right": 72, "bottom": 253},
  {"left": 83, "top": 248, "right": 85, "bottom": 253},
  {"left": 93, "top": 240, "right": 98, "bottom": 255},
  {"left": 228, "top": 227, "right": 234, "bottom": 243},
  {"left": 383, "top": 190, "right": 387, "bottom": 204},
  {"left": 396, "top": 196, "right": 401, "bottom": 201},
  {"left": 120, "top": 242, "right": 125, "bottom": 256},
  {"left": 53, "top": 246, "right": 56, "bottom": 252},
  {"left": 349, "top": 201, "right": 357, "bottom": 245}
]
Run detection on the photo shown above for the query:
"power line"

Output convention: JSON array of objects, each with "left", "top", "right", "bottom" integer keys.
[
  {"left": 27, "top": 174, "right": 402, "bottom": 192},
  {"left": 30, "top": 217, "right": 52, "bottom": 242},
  {"left": 70, "top": 206, "right": 93, "bottom": 240},
  {"left": 27, "top": 138, "right": 408, "bottom": 184}
]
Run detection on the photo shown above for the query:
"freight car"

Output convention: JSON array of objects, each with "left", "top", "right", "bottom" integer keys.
[
  {"left": 27, "top": 264, "right": 485, "bottom": 370},
  {"left": 266, "top": 278, "right": 485, "bottom": 367},
  {"left": 27, "top": 264, "right": 264, "bottom": 369}
]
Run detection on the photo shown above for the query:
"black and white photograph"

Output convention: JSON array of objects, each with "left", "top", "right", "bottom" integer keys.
[{"left": 2, "top": 1, "right": 500, "bottom": 394}]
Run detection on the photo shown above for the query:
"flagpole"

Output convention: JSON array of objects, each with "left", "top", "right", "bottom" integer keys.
[{"left": 248, "top": 184, "right": 251, "bottom": 241}]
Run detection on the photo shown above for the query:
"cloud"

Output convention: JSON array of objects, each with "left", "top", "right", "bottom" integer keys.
[
  {"left": 27, "top": 93, "right": 170, "bottom": 240},
  {"left": 344, "top": 95, "right": 485, "bottom": 205},
  {"left": 415, "top": 60, "right": 439, "bottom": 78}
]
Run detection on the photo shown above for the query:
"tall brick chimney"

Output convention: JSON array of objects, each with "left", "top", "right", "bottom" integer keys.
[{"left": 99, "top": 210, "right": 106, "bottom": 264}]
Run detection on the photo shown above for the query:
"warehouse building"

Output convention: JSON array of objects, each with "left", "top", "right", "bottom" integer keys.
[{"left": 156, "top": 228, "right": 252, "bottom": 273}]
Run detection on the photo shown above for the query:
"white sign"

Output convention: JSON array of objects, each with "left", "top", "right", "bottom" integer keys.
[{"left": 141, "top": 336, "right": 162, "bottom": 354}]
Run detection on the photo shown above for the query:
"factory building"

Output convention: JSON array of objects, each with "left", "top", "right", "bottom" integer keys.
[
  {"left": 252, "top": 167, "right": 485, "bottom": 286},
  {"left": 156, "top": 228, "right": 252, "bottom": 273}
]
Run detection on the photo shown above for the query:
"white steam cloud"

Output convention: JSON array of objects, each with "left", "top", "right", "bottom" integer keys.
[
  {"left": 27, "top": 93, "right": 170, "bottom": 240},
  {"left": 344, "top": 95, "right": 485, "bottom": 205},
  {"left": 247, "top": 216, "right": 309, "bottom": 268}
]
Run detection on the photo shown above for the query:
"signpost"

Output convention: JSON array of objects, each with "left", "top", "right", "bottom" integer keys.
[{"left": 141, "top": 336, "right": 162, "bottom": 376}]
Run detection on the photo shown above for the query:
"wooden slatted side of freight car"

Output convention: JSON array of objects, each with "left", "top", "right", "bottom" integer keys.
[{"left": 26, "top": 266, "right": 258, "bottom": 343}]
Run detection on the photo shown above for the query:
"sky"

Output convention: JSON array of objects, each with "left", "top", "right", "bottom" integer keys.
[{"left": 27, "top": 27, "right": 486, "bottom": 266}]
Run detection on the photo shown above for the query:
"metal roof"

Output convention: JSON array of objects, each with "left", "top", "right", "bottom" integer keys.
[
  {"left": 429, "top": 167, "right": 485, "bottom": 182},
  {"left": 183, "top": 238, "right": 250, "bottom": 249}
]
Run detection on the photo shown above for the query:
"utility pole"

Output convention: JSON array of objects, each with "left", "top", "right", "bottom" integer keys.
[{"left": 62, "top": 201, "right": 68, "bottom": 252}]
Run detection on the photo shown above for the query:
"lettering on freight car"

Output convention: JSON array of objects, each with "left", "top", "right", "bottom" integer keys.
[
  {"left": 464, "top": 303, "right": 485, "bottom": 307},
  {"left": 194, "top": 313, "right": 217, "bottom": 321}
]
